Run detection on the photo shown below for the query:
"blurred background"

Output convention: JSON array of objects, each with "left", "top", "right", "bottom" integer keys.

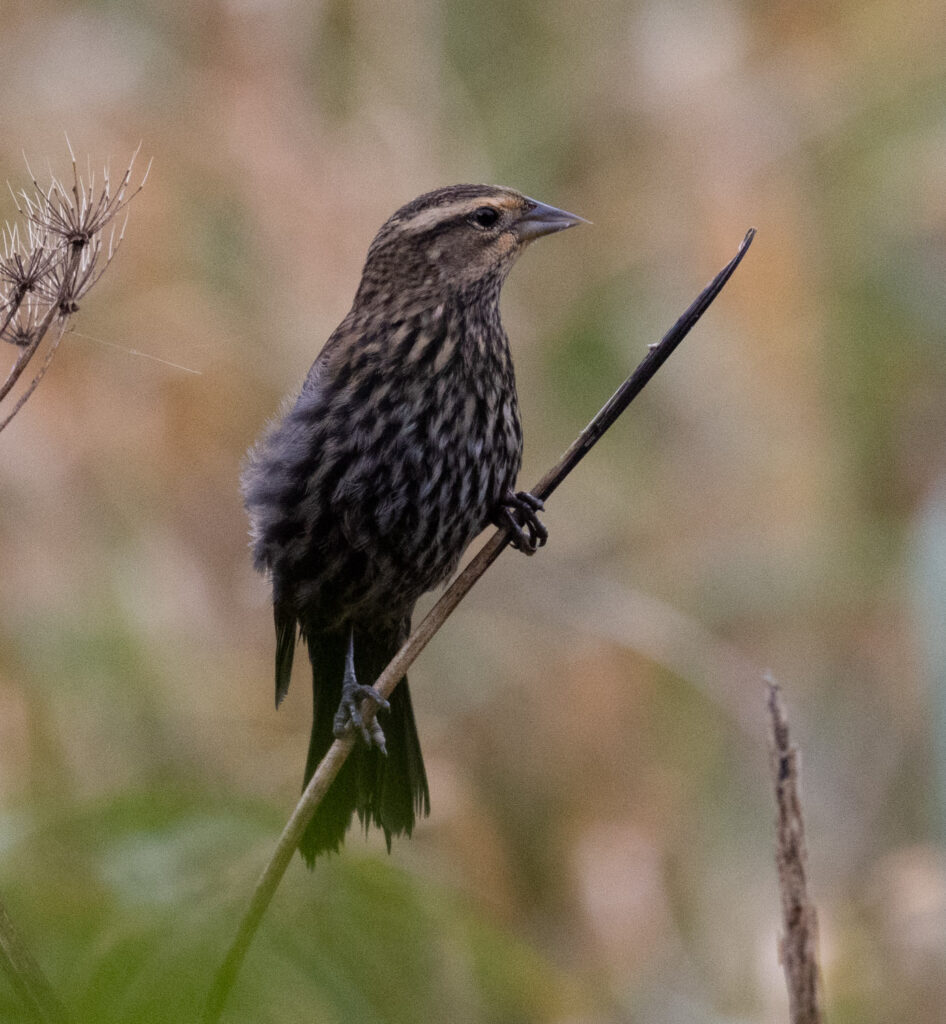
[{"left": 1, "top": 0, "right": 945, "bottom": 1021}]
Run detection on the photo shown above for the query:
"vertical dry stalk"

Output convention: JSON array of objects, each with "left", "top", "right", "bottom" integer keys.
[
  {"left": 0, "top": 142, "right": 150, "bottom": 433},
  {"left": 766, "top": 676, "right": 824, "bottom": 1024}
]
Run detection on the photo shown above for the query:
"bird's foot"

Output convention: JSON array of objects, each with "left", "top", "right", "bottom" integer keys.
[
  {"left": 333, "top": 628, "right": 390, "bottom": 751},
  {"left": 496, "top": 489, "right": 548, "bottom": 555},
  {"left": 333, "top": 682, "right": 389, "bottom": 752}
]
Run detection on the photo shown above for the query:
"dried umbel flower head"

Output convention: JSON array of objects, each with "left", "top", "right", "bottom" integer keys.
[
  {"left": 13, "top": 139, "right": 149, "bottom": 255},
  {"left": 0, "top": 143, "right": 149, "bottom": 433},
  {"left": 0, "top": 300, "right": 44, "bottom": 348},
  {"left": 0, "top": 221, "right": 60, "bottom": 306}
]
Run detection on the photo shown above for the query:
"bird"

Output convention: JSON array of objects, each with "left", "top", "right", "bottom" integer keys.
[{"left": 241, "top": 184, "right": 584, "bottom": 863}]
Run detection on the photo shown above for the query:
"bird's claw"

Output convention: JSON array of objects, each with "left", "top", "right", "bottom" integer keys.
[
  {"left": 498, "top": 489, "right": 548, "bottom": 555},
  {"left": 333, "top": 683, "right": 389, "bottom": 753}
]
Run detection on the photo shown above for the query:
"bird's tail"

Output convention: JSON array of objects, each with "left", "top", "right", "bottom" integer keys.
[{"left": 299, "top": 624, "right": 430, "bottom": 864}]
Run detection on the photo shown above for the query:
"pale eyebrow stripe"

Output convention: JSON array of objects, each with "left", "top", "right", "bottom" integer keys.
[{"left": 396, "top": 196, "right": 515, "bottom": 233}]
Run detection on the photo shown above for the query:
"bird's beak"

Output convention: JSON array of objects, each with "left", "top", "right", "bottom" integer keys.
[{"left": 514, "top": 198, "right": 589, "bottom": 243}]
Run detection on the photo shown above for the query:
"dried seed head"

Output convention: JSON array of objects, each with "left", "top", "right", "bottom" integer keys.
[
  {"left": 0, "top": 221, "right": 61, "bottom": 302},
  {"left": 34, "top": 239, "right": 101, "bottom": 315},
  {"left": 14, "top": 141, "right": 149, "bottom": 254},
  {"left": 0, "top": 298, "right": 43, "bottom": 348},
  {"left": 1, "top": 142, "right": 149, "bottom": 433}
]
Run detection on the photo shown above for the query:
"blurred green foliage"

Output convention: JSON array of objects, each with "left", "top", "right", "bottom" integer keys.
[{"left": 1, "top": 790, "right": 586, "bottom": 1023}]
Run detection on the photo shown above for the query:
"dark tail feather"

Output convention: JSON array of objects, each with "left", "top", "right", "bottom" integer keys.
[
  {"left": 299, "top": 624, "right": 429, "bottom": 865},
  {"left": 274, "top": 601, "right": 296, "bottom": 707}
]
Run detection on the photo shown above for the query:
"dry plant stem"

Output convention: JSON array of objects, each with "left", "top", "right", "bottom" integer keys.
[
  {"left": 0, "top": 249, "right": 79, "bottom": 430},
  {"left": 0, "top": 893, "right": 70, "bottom": 1023},
  {"left": 0, "top": 246, "right": 79, "bottom": 422},
  {"left": 0, "top": 301, "right": 45, "bottom": 406},
  {"left": 202, "top": 228, "right": 756, "bottom": 1024},
  {"left": 0, "top": 319, "right": 68, "bottom": 432},
  {"left": 766, "top": 676, "right": 824, "bottom": 1024}
]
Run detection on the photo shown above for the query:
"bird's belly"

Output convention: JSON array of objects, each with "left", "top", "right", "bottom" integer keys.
[{"left": 311, "top": 412, "right": 518, "bottom": 621}]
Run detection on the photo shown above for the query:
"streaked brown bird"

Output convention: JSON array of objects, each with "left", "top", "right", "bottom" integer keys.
[{"left": 242, "top": 184, "right": 584, "bottom": 862}]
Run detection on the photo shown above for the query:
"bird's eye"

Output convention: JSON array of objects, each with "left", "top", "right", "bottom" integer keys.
[{"left": 470, "top": 206, "right": 500, "bottom": 229}]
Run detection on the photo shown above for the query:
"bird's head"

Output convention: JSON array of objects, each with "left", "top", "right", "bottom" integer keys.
[{"left": 355, "top": 185, "right": 585, "bottom": 308}]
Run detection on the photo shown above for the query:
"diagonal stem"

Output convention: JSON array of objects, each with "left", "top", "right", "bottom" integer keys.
[
  {"left": 0, "top": 318, "right": 69, "bottom": 433},
  {"left": 201, "top": 228, "right": 756, "bottom": 1024},
  {"left": 0, "top": 308, "right": 45, "bottom": 406},
  {"left": 0, "top": 245, "right": 82, "bottom": 431}
]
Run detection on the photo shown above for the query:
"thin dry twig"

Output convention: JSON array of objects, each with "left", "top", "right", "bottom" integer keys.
[
  {"left": 0, "top": 318, "right": 70, "bottom": 433},
  {"left": 0, "top": 145, "right": 149, "bottom": 433},
  {"left": 0, "top": 891, "right": 70, "bottom": 1024},
  {"left": 766, "top": 675, "right": 824, "bottom": 1024},
  {"left": 201, "top": 228, "right": 756, "bottom": 1023}
]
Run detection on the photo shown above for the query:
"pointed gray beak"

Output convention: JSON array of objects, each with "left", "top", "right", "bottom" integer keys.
[{"left": 514, "top": 198, "right": 589, "bottom": 243}]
